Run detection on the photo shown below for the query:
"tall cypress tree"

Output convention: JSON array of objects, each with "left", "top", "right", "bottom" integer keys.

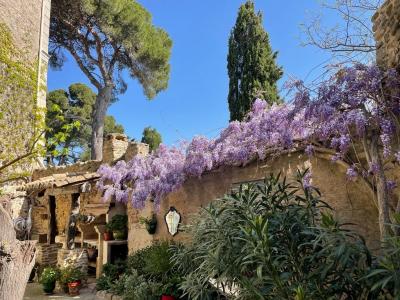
[{"left": 227, "top": 1, "right": 283, "bottom": 121}]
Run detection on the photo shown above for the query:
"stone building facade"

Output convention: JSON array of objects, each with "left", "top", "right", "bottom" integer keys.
[
  {"left": 372, "top": 0, "right": 400, "bottom": 69},
  {"left": 19, "top": 134, "right": 149, "bottom": 277},
  {"left": 0, "top": 0, "right": 50, "bottom": 116},
  {"left": 0, "top": 0, "right": 51, "bottom": 186}
]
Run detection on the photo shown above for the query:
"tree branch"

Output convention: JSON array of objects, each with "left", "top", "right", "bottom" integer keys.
[{"left": 67, "top": 46, "right": 101, "bottom": 90}]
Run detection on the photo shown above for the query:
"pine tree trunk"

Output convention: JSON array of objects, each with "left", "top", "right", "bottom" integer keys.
[
  {"left": 91, "top": 85, "right": 113, "bottom": 160},
  {"left": 367, "top": 134, "right": 391, "bottom": 240},
  {"left": 0, "top": 204, "right": 36, "bottom": 300}
]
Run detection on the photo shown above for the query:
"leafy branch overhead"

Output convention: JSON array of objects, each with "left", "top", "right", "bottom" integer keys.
[{"left": 50, "top": 0, "right": 172, "bottom": 160}]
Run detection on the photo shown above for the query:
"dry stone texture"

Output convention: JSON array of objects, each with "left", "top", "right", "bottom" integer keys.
[{"left": 373, "top": 0, "right": 400, "bottom": 69}]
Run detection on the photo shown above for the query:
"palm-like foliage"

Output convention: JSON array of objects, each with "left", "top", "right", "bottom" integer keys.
[{"left": 172, "top": 170, "right": 372, "bottom": 299}]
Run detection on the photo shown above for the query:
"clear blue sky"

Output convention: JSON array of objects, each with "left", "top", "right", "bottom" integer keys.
[{"left": 47, "top": 0, "right": 333, "bottom": 146}]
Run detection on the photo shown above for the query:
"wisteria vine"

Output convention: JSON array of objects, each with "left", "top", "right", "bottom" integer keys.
[{"left": 97, "top": 64, "right": 400, "bottom": 209}]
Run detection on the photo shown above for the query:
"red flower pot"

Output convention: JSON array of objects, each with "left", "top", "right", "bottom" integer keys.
[
  {"left": 103, "top": 232, "right": 113, "bottom": 241},
  {"left": 68, "top": 281, "right": 80, "bottom": 296},
  {"left": 161, "top": 295, "right": 176, "bottom": 300}
]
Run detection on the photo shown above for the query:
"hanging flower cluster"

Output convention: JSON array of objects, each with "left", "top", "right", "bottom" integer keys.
[
  {"left": 290, "top": 64, "right": 400, "bottom": 170},
  {"left": 97, "top": 64, "right": 400, "bottom": 209}
]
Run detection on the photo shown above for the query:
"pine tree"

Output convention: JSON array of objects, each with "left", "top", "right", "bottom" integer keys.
[
  {"left": 227, "top": 1, "right": 283, "bottom": 121},
  {"left": 50, "top": 0, "right": 172, "bottom": 160}
]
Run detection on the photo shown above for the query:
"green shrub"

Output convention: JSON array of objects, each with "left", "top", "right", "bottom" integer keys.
[
  {"left": 116, "top": 270, "right": 162, "bottom": 300},
  {"left": 124, "top": 241, "right": 185, "bottom": 298},
  {"left": 143, "top": 241, "right": 173, "bottom": 280},
  {"left": 39, "top": 267, "right": 60, "bottom": 285},
  {"left": 106, "top": 214, "right": 128, "bottom": 231},
  {"left": 366, "top": 214, "right": 400, "bottom": 298},
  {"left": 96, "top": 260, "right": 127, "bottom": 291},
  {"left": 126, "top": 246, "right": 149, "bottom": 276},
  {"left": 59, "top": 266, "right": 85, "bottom": 286},
  {"left": 172, "top": 171, "right": 373, "bottom": 299}
]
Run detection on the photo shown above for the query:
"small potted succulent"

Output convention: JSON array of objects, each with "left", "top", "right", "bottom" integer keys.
[
  {"left": 39, "top": 266, "right": 59, "bottom": 294},
  {"left": 139, "top": 214, "right": 158, "bottom": 234},
  {"left": 107, "top": 214, "right": 128, "bottom": 240}
]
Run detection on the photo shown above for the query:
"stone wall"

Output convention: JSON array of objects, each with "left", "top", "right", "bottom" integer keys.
[
  {"left": 36, "top": 243, "right": 61, "bottom": 266},
  {"left": 31, "top": 197, "right": 49, "bottom": 240},
  {"left": 55, "top": 194, "right": 72, "bottom": 236},
  {"left": 0, "top": 0, "right": 47, "bottom": 58},
  {"left": 125, "top": 142, "right": 150, "bottom": 161},
  {"left": 372, "top": 0, "right": 400, "bottom": 69},
  {"left": 103, "top": 134, "right": 129, "bottom": 164},
  {"left": 128, "top": 152, "right": 381, "bottom": 253},
  {"left": 57, "top": 248, "right": 88, "bottom": 273},
  {"left": 0, "top": 0, "right": 51, "bottom": 188}
]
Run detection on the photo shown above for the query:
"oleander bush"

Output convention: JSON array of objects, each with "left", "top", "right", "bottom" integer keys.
[{"left": 172, "top": 171, "right": 375, "bottom": 300}]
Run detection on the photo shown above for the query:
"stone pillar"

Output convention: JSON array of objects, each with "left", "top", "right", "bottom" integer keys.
[
  {"left": 125, "top": 142, "right": 150, "bottom": 162},
  {"left": 102, "top": 133, "right": 129, "bottom": 164},
  {"left": 94, "top": 225, "right": 105, "bottom": 278}
]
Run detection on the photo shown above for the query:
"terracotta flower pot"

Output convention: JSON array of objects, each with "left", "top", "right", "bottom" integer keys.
[
  {"left": 161, "top": 295, "right": 176, "bottom": 300},
  {"left": 68, "top": 281, "right": 80, "bottom": 296},
  {"left": 103, "top": 231, "right": 113, "bottom": 241}
]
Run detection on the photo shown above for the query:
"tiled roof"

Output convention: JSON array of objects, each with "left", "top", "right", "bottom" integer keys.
[{"left": 17, "top": 172, "right": 99, "bottom": 192}]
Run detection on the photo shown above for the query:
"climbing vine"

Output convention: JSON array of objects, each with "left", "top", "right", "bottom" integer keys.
[
  {"left": 0, "top": 23, "right": 76, "bottom": 184},
  {"left": 0, "top": 22, "right": 45, "bottom": 184}
]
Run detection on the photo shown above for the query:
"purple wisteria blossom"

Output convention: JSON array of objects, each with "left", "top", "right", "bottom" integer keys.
[
  {"left": 97, "top": 64, "right": 400, "bottom": 210},
  {"left": 346, "top": 166, "right": 358, "bottom": 181}
]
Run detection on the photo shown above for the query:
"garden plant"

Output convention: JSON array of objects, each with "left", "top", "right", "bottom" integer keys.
[{"left": 171, "top": 171, "right": 375, "bottom": 299}]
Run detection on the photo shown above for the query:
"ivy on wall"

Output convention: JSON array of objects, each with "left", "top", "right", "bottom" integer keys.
[{"left": 0, "top": 23, "right": 44, "bottom": 184}]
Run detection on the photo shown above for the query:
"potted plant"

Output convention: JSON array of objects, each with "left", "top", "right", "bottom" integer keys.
[
  {"left": 86, "top": 244, "right": 98, "bottom": 261},
  {"left": 161, "top": 279, "right": 181, "bottom": 300},
  {"left": 103, "top": 227, "right": 113, "bottom": 241},
  {"left": 60, "top": 266, "right": 85, "bottom": 296},
  {"left": 39, "top": 266, "right": 59, "bottom": 294},
  {"left": 107, "top": 214, "right": 128, "bottom": 240},
  {"left": 139, "top": 214, "right": 157, "bottom": 234}
]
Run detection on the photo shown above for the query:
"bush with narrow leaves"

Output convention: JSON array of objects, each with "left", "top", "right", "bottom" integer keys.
[{"left": 172, "top": 171, "right": 373, "bottom": 299}]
